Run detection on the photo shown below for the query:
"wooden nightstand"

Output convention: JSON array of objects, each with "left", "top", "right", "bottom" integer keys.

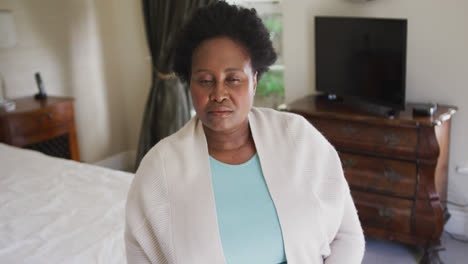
[{"left": 0, "top": 96, "right": 80, "bottom": 161}]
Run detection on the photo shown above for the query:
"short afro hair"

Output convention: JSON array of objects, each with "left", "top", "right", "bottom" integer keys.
[{"left": 173, "top": 1, "right": 277, "bottom": 83}]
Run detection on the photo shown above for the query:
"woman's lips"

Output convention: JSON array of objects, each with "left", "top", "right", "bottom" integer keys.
[
  {"left": 209, "top": 110, "right": 233, "bottom": 117},
  {"left": 208, "top": 107, "right": 233, "bottom": 117}
]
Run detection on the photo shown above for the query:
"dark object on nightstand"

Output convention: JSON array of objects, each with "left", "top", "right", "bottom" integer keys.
[
  {"left": 287, "top": 95, "right": 457, "bottom": 264},
  {"left": 34, "top": 72, "right": 47, "bottom": 99},
  {"left": 412, "top": 103, "right": 438, "bottom": 116},
  {"left": 0, "top": 96, "right": 80, "bottom": 161}
]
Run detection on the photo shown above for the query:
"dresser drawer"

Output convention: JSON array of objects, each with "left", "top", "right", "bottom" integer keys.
[
  {"left": 5, "top": 102, "right": 73, "bottom": 137},
  {"left": 352, "top": 190, "right": 413, "bottom": 234},
  {"left": 340, "top": 152, "right": 417, "bottom": 199},
  {"left": 308, "top": 117, "right": 418, "bottom": 158}
]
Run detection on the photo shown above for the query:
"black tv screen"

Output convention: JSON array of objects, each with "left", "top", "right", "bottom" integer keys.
[{"left": 315, "top": 16, "right": 407, "bottom": 111}]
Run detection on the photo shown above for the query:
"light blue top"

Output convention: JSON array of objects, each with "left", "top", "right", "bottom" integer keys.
[{"left": 209, "top": 154, "right": 287, "bottom": 264}]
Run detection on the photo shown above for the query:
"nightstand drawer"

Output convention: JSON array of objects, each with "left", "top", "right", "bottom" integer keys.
[
  {"left": 340, "top": 152, "right": 417, "bottom": 199},
  {"left": 352, "top": 190, "right": 413, "bottom": 234},
  {"left": 308, "top": 117, "right": 418, "bottom": 158},
  {"left": 6, "top": 102, "right": 73, "bottom": 136},
  {"left": 0, "top": 97, "right": 80, "bottom": 161}
]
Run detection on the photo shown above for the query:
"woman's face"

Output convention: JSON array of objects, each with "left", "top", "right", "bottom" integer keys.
[{"left": 190, "top": 37, "right": 257, "bottom": 133}]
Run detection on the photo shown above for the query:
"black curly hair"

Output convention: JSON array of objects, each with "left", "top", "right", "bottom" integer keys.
[{"left": 173, "top": 1, "right": 277, "bottom": 83}]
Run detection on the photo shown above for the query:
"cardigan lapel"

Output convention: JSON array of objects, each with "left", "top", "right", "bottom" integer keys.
[
  {"left": 168, "top": 117, "right": 227, "bottom": 264},
  {"left": 248, "top": 109, "right": 325, "bottom": 264}
]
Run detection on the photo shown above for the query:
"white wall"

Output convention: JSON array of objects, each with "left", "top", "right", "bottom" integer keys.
[
  {"left": 0, "top": 0, "right": 151, "bottom": 163},
  {"left": 283, "top": 0, "right": 468, "bottom": 234},
  {"left": 93, "top": 0, "right": 151, "bottom": 156}
]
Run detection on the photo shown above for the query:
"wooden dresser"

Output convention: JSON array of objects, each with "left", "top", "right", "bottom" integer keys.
[
  {"left": 0, "top": 96, "right": 80, "bottom": 161},
  {"left": 287, "top": 95, "right": 457, "bottom": 249}
]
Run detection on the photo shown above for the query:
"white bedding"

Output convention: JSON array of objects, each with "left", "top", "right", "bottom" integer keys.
[{"left": 0, "top": 143, "right": 133, "bottom": 264}]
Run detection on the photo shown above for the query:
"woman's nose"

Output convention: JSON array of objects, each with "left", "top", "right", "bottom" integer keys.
[{"left": 209, "top": 82, "right": 228, "bottom": 102}]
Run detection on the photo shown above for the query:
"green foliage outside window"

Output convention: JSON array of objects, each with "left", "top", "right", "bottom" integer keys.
[
  {"left": 257, "top": 70, "right": 284, "bottom": 97},
  {"left": 256, "top": 13, "right": 284, "bottom": 101}
]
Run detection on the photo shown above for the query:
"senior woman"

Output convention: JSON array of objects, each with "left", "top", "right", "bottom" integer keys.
[{"left": 125, "top": 2, "right": 365, "bottom": 264}]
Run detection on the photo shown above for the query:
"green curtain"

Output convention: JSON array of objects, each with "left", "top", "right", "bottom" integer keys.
[{"left": 136, "top": 0, "right": 217, "bottom": 169}]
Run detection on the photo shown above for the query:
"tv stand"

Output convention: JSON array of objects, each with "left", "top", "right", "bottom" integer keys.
[{"left": 287, "top": 95, "right": 458, "bottom": 264}]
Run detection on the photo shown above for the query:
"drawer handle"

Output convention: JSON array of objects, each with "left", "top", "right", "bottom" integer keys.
[
  {"left": 341, "top": 125, "right": 358, "bottom": 135},
  {"left": 378, "top": 208, "right": 395, "bottom": 221},
  {"left": 342, "top": 158, "right": 357, "bottom": 168},
  {"left": 383, "top": 133, "right": 400, "bottom": 145},
  {"left": 37, "top": 112, "right": 53, "bottom": 122},
  {"left": 383, "top": 167, "right": 401, "bottom": 182}
]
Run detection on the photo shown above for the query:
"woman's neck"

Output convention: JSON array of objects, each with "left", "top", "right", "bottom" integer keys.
[{"left": 203, "top": 121, "right": 252, "bottom": 154}]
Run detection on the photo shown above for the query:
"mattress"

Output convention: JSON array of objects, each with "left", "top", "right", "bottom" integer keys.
[{"left": 0, "top": 143, "right": 133, "bottom": 264}]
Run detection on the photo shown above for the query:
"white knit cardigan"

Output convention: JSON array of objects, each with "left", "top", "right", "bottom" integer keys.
[{"left": 125, "top": 107, "right": 365, "bottom": 264}]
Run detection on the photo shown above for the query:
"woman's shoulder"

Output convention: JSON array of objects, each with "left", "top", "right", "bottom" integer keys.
[
  {"left": 131, "top": 117, "right": 199, "bottom": 194},
  {"left": 250, "top": 106, "right": 305, "bottom": 122},
  {"left": 140, "top": 116, "right": 199, "bottom": 161},
  {"left": 250, "top": 107, "right": 330, "bottom": 146}
]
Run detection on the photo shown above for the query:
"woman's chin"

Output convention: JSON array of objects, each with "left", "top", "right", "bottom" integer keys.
[
  {"left": 202, "top": 119, "right": 239, "bottom": 133},
  {"left": 204, "top": 122, "right": 232, "bottom": 133}
]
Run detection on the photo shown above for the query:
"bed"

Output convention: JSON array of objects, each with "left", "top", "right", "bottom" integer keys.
[{"left": 0, "top": 143, "right": 133, "bottom": 264}]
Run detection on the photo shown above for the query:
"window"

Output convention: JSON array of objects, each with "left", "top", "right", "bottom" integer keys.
[{"left": 228, "top": 0, "right": 284, "bottom": 108}]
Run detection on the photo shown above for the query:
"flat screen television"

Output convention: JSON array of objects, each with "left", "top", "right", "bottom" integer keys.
[{"left": 315, "top": 16, "right": 407, "bottom": 112}]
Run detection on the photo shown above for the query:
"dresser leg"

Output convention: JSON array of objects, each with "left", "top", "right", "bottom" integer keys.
[{"left": 419, "top": 241, "right": 444, "bottom": 264}]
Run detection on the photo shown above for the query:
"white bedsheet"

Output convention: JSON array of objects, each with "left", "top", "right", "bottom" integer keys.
[{"left": 0, "top": 143, "right": 133, "bottom": 264}]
